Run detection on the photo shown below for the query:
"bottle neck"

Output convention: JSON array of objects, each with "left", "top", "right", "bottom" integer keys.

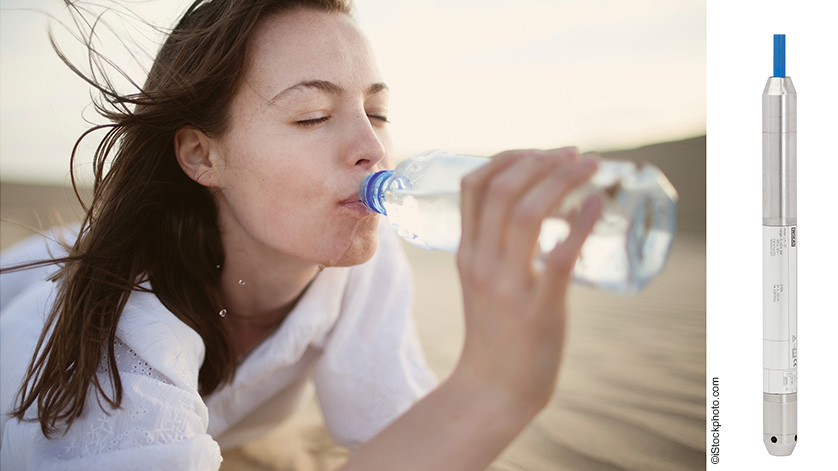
[{"left": 360, "top": 170, "right": 394, "bottom": 215}]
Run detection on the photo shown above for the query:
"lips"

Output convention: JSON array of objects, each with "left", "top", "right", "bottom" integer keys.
[
  {"left": 339, "top": 194, "right": 362, "bottom": 205},
  {"left": 338, "top": 186, "right": 376, "bottom": 216},
  {"left": 339, "top": 178, "right": 368, "bottom": 206}
]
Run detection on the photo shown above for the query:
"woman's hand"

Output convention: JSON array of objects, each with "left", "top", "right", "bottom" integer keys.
[
  {"left": 341, "top": 147, "right": 601, "bottom": 471},
  {"left": 453, "top": 147, "right": 602, "bottom": 416}
]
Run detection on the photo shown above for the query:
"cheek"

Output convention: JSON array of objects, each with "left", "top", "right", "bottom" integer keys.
[
  {"left": 225, "top": 159, "right": 306, "bottom": 217},
  {"left": 215, "top": 140, "right": 319, "bottom": 235},
  {"left": 377, "top": 131, "right": 396, "bottom": 169},
  {"left": 216, "top": 152, "right": 379, "bottom": 266},
  {"left": 383, "top": 154, "right": 395, "bottom": 170},
  {"left": 219, "top": 127, "right": 320, "bottom": 208},
  {"left": 227, "top": 167, "right": 322, "bottom": 238}
]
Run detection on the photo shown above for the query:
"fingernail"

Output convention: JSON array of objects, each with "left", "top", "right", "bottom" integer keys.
[
  {"left": 579, "top": 159, "right": 598, "bottom": 170},
  {"left": 546, "top": 147, "right": 579, "bottom": 159}
]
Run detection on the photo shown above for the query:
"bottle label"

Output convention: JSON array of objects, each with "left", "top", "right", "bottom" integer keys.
[{"left": 763, "top": 225, "right": 797, "bottom": 394}]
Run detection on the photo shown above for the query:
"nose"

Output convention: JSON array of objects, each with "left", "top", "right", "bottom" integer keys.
[{"left": 344, "top": 111, "right": 386, "bottom": 169}]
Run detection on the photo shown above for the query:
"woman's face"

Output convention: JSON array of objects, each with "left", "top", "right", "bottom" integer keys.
[{"left": 210, "top": 8, "right": 393, "bottom": 268}]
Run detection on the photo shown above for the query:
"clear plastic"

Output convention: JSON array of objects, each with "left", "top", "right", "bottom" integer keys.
[{"left": 361, "top": 150, "right": 679, "bottom": 293}]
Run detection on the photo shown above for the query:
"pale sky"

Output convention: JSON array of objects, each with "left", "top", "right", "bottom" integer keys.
[{"left": 0, "top": 0, "right": 705, "bottom": 184}]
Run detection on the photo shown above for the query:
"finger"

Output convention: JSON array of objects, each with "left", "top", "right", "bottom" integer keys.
[
  {"left": 541, "top": 147, "right": 581, "bottom": 163},
  {"left": 537, "top": 194, "right": 602, "bottom": 301},
  {"left": 473, "top": 154, "right": 558, "bottom": 259},
  {"left": 459, "top": 150, "right": 525, "bottom": 251},
  {"left": 581, "top": 151, "right": 602, "bottom": 162},
  {"left": 505, "top": 159, "right": 598, "bottom": 275},
  {"left": 472, "top": 147, "right": 579, "bottom": 253}
]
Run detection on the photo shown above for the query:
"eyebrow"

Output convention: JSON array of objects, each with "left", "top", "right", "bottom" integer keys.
[{"left": 271, "top": 80, "right": 389, "bottom": 102}]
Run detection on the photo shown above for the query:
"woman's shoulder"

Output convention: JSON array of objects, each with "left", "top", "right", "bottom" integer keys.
[
  {"left": 1, "top": 287, "right": 219, "bottom": 469},
  {"left": 0, "top": 276, "right": 205, "bottom": 393},
  {"left": 115, "top": 288, "right": 206, "bottom": 391}
]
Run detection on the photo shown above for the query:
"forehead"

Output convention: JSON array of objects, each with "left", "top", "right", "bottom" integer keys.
[{"left": 244, "top": 8, "right": 380, "bottom": 95}]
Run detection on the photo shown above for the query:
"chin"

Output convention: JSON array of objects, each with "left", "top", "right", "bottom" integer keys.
[{"left": 322, "top": 217, "right": 380, "bottom": 267}]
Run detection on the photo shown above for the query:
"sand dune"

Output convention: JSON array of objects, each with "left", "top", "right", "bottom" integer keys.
[{"left": 0, "top": 136, "right": 706, "bottom": 470}]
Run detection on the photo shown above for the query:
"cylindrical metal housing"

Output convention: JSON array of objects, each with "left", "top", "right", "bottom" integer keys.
[
  {"left": 763, "top": 393, "right": 797, "bottom": 455},
  {"left": 763, "top": 77, "right": 797, "bottom": 226},
  {"left": 762, "top": 74, "right": 797, "bottom": 456}
]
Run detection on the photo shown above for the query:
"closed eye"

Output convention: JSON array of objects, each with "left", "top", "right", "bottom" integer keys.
[
  {"left": 368, "top": 114, "right": 390, "bottom": 124},
  {"left": 296, "top": 116, "right": 330, "bottom": 127}
]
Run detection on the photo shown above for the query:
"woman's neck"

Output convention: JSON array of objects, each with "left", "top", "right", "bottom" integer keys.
[
  {"left": 218, "top": 258, "right": 319, "bottom": 323},
  {"left": 215, "top": 228, "right": 322, "bottom": 357}
]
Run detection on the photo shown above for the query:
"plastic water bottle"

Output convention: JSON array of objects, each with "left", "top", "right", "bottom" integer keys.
[{"left": 360, "top": 150, "right": 678, "bottom": 293}]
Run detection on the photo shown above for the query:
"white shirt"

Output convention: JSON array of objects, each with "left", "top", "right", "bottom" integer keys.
[{"left": 0, "top": 220, "right": 437, "bottom": 470}]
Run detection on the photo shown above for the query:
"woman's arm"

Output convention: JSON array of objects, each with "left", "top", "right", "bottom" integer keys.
[
  {"left": 0, "top": 285, "right": 221, "bottom": 471},
  {"left": 339, "top": 368, "right": 536, "bottom": 471},
  {"left": 341, "top": 148, "right": 601, "bottom": 470}
]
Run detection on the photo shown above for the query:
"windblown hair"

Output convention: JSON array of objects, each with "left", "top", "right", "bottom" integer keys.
[{"left": 10, "top": 0, "right": 353, "bottom": 438}]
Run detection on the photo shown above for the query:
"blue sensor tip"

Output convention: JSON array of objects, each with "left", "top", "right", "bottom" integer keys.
[{"left": 773, "top": 34, "right": 785, "bottom": 77}]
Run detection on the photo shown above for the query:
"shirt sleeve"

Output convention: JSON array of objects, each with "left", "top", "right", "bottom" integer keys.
[
  {"left": 0, "top": 285, "right": 222, "bottom": 471},
  {"left": 312, "top": 223, "right": 438, "bottom": 449}
]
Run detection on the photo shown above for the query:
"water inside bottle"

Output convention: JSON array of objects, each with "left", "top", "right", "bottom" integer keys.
[
  {"left": 383, "top": 186, "right": 674, "bottom": 293},
  {"left": 372, "top": 155, "right": 677, "bottom": 293},
  {"left": 383, "top": 190, "right": 462, "bottom": 251}
]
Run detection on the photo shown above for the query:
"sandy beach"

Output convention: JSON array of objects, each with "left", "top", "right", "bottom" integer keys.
[{"left": 0, "top": 136, "right": 706, "bottom": 470}]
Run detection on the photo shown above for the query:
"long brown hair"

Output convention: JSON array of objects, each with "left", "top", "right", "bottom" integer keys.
[{"left": 10, "top": 0, "right": 353, "bottom": 438}]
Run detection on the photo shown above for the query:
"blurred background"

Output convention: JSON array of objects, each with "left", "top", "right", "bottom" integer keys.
[
  {"left": 0, "top": 0, "right": 704, "bottom": 183},
  {"left": 1, "top": 1, "right": 705, "bottom": 470}
]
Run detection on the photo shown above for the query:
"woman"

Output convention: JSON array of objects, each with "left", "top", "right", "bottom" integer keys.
[{"left": 0, "top": 0, "right": 601, "bottom": 469}]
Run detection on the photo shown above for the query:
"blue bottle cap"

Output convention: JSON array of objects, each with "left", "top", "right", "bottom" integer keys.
[{"left": 360, "top": 170, "right": 392, "bottom": 215}]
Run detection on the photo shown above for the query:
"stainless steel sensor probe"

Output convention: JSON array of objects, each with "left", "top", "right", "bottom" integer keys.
[{"left": 763, "top": 33, "right": 797, "bottom": 456}]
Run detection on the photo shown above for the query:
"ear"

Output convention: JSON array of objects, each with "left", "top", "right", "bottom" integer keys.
[{"left": 174, "top": 126, "right": 219, "bottom": 187}]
